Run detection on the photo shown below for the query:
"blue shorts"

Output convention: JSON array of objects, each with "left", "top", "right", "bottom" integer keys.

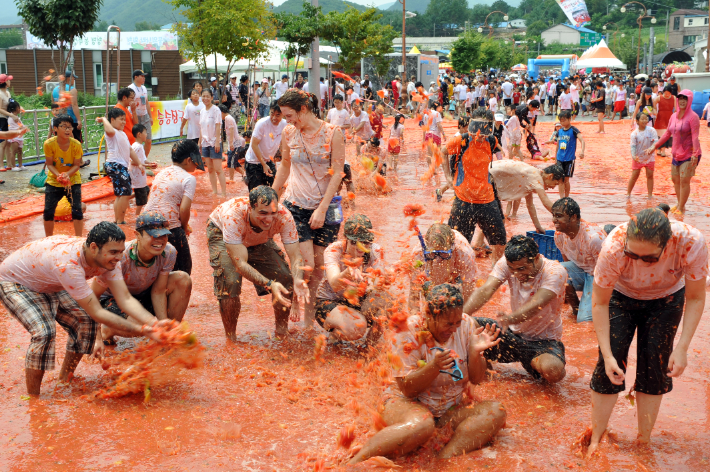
[
  {"left": 105, "top": 162, "right": 132, "bottom": 197},
  {"left": 560, "top": 261, "right": 593, "bottom": 322},
  {"left": 202, "top": 146, "right": 222, "bottom": 160}
]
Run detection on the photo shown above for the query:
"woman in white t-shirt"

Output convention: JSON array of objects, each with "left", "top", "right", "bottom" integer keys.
[
  {"left": 272, "top": 90, "right": 346, "bottom": 327},
  {"left": 198, "top": 89, "right": 226, "bottom": 197},
  {"left": 349, "top": 101, "right": 373, "bottom": 156},
  {"left": 180, "top": 88, "right": 205, "bottom": 144},
  {"left": 349, "top": 283, "right": 505, "bottom": 464},
  {"left": 424, "top": 102, "right": 446, "bottom": 172}
]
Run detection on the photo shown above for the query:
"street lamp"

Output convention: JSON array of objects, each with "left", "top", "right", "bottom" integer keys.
[
  {"left": 602, "top": 22, "right": 621, "bottom": 50},
  {"left": 478, "top": 11, "right": 509, "bottom": 38},
  {"left": 397, "top": 0, "right": 416, "bottom": 89},
  {"left": 620, "top": 2, "right": 656, "bottom": 72}
]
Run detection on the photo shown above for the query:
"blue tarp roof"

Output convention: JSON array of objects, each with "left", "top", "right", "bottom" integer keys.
[
  {"left": 435, "top": 49, "right": 450, "bottom": 55},
  {"left": 562, "top": 23, "right": 598, "bottom": 34}
]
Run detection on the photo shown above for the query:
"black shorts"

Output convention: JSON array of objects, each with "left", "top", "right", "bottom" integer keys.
[
  {"left": 133, "top": 186, "right": 150, "bottom": 206},
  {"left": 342, "top": 163, "right": 353, "bottom": 184},
  {"left": 503, "top": 98, "right": 512, "bottom": 107},
  {"left": 475, "top": 317, "right": 566, "bottom": 380},
  {"left": 227, "top": 147, "right": 245, "bottom": 169},
  {"left": 284, "top": 200, "right": 340, "bottom": 247},
  {"left": 44, "top": 184, "right": 83, "bottom": 221},
  {"left": 590, "top": 288, "right": 685, "bottom": 395},
  {"left": 547, "top": 97, "right": 555, "bottom": 106},
  {"left": 572, "top": 102, "right": 580, "bottom": 117},
  {"left": 557, "top": 160, "right": 575, "bottom": 178},
  {"left": 100, "top": 288, "right": 154, "bottom": 319},
  {"left": 168, "top": 227, "right": 192, "bottom": 275},
  {"left": 245, "top": 161, "right": 276, "bottom": 191},
  {"left": 71, "top": 121, "right": 83, "bottom": 143},
  {"left": 447, "top": 197, "right": 506, "bottom": 246},
  {"left": 314, "top": 298, "right": 372, "bottom": 331},
  {"left": 0, "top": 117, "right": 7, "bottom": 143}
]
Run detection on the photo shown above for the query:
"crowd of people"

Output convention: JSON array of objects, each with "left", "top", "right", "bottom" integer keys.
[{"left": 0, "top": 62, "right": 707, "bottom": 466}]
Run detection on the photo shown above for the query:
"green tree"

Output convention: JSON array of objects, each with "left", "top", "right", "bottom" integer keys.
[
  {"left": 526, "top": 20, "right": 547, "bottom": 38},
  {"left": 92, "top": 19, "right": 109, "bottom": 32},
  {"left": 168, "top": 0, "right": 276, "bottom": 80},
  {"left": 451, "top": 31, "right": 483, "bottom": 73},
  {"left": 276, "top": 2, "right": 323, "bottom": 80},
  {"left": 0, "top": 29, "right": 23, "bottom": 49},
  {"left": 424, "top": 0, "right": 469, "bottom": 37},
  {"left": 17, "top": 0, "right": 103, "bottom": 90},
  {"left": 135, "top": 21, "right": 162, "bottom": 31},
  {"left": 322, "top": 7, "right": 397, "bottom": 73}
]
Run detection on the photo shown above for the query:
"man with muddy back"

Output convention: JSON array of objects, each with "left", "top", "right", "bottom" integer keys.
[
  {"left": 207, "top": 186, "right": 309, "bottom": 339},
  {"left": 92, "top": 212, "right": 193, "bottom": 344},
  {"left": 0, "top": 222, "right": 168, "bottom": 395},
  {"left": 463, "top": 235, "right": 568, "bottom": 383}
]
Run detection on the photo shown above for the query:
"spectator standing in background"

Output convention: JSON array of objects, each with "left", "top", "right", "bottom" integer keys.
[{"left": 128, "top": 70, "right": 154, "bottom": 156}]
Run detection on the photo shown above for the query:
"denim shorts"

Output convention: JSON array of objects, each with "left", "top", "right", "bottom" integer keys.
[
  {"left": 202, "top": 146, "right": 222, "bottom": 160},
  {"left": 283, "top": 200, "right": 340, "bottom": 247},
  {"left": 560, "top": 260, "right": 593, "bottom": 323}
]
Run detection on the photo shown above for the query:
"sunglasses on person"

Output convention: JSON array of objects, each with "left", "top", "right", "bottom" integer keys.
[
  {"left": 423, "top": 249, "right": 453, "bottom": 261},
  {"left": 623, "top": 239, "right": 666, "bottom": 263}
]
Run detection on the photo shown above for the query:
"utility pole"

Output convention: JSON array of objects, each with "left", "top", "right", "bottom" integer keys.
[
  {"left": 309, "top": 0, "right": 319, "bottom": 98},
  {"left": 648, "top": 26, "right": 654, "bottom": 74},
  {"left": 706, "top": 4, "right": 710, "bottom": 71}
]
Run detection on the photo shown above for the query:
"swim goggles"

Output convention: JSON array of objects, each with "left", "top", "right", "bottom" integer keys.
[
  {"left": 422, "top": 249, "right": 453, "bottom": 261},
  {"left": 429, "top": 347, "right": 464, "bottom": 381}
]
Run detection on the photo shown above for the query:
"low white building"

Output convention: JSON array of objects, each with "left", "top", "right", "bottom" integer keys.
[{"left": 392, "top": 37, "right": 457, "bottom": 52}]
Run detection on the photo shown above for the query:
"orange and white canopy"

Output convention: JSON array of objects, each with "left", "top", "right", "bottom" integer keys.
[{"left": 576, "top": 39, "right": 625, "bottom": 69}]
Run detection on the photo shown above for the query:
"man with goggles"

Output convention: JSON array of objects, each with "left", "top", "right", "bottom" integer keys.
[
  {"left": 586, "top": 208, "right": 707, "bottom": 456},
  {"left": 408, "top": 223, "right": 478, "bottom": 314}
]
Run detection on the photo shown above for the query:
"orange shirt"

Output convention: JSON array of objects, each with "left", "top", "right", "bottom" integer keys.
[
  {"left": 452, "top": 137, "right": 494, "bottom": 204},
  {"left": 115, "top": 103, "right": 135, "bottom": 145}
]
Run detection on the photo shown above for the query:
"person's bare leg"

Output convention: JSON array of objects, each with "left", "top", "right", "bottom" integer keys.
[
  {"left": 678, "top": 176, "right": 692, "bottom": 213},
  {"left": 645, "top": 168, "right": 654, "bottom": 198},
  {"left": 512, "top": 199, "right": 521, "bottom": 217},
  {"left": 228, "top": 167, "right": 235, "bottom": 181},
  {"left": 114, "top": 196, "right": 130, "bottom": 223},
  {"left": 438, "top": 401, "right": 506, "bottom": 459},
  {"left": 530, "top": 353, "right": 566, "bottom": 383},
  {"left": 218, "top": 297, "right": 241, "bottom": 342},
  {"left": 588, "top": 392, "right": 619, "bottom": 456},
  {"left": 166, "top": 271, "right": 192, "bottom": 321},
  {"left": 490, "top": 244, "right": 504, "bottom": 266},
  {"left": 25, "top": 368, "right": 45, "bottom": 396},
  {"left": 349, "top": 399, "right": 435, "bottom": 464},
  {"left": 58, "top": 351, "right": 84, "bottom": 382},
  {"left": 145, "top": 140, "right": 152, "bottom": 157},
  {"left": 72, "top": 219, "right": 84, "bottom": 237},
  {"left": 44, "top": 220, "right": 55, "bottom": 237},
  {"left": 559, "top": 178, "right": 567, "bottom": 198},
  {"left": 626, "top": 169, "right": 641, "bottom": 196},
  {"left": 212, "top": 158, "right": 227, "bottom": 196},
  {"left": 565, "top": 282, "right": 580, "bottom": 317},
  {"left": 636, "top": 392, "right": 663, "bottom": 443},
  {"left": 671, "top": 173, "right": 681, "bottom": 211},
  {"left": 299, "top": 241, "right": 321, "bottom": 328},
  {"left": 564, "top": 179, "right": 571, "bottom": 198},
  {"left": 205, "top": 158, "right": 219, "bottom": 195},
  {"left": 472, "top": 229, "right": 485, "bottom": 249},
  {"left": 134, "top": 204, "right": 143, "bottom": 217},
  {"left": 504, "top": 201, "right": 512, "bottom": 218}
]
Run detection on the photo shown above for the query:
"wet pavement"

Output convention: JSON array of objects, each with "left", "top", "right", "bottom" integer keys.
[{"left": 0, "top": 117, "right": 709, "bottom": 471}]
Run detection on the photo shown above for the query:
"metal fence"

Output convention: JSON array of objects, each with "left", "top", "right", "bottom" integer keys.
[{"left": 13, "top": 105, "right": 181, "bottom": 166}]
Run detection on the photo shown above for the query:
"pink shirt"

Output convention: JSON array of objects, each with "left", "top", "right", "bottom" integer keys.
[
  {"left": 490, "top": 256, "right": 566, "bottom": 341},
  {"left": 143, "top": 166, "right": 197, "bottom": 229},
  {"left": 594, "top": 222, "right": 708, "bottom": 300},
  {"left": 0, "top": 236, "right": 122, "bottom": 300},
  {"left": 554, "top": 221, "right": 606, "bottom": 275},
  {"left": 386, "top": 314, "right": 479, "bottom": 417},
  {"left": 209, "top": 197, "right": 299, "bottom": 247},
  {"left": 316, "top": 240, "right": 385, "bottom": 300},
  {"left": 98, "top": 240, "right": 176, "bottom": 295},
  {"left": 412, "top": 230, "right": 478, "bottom": 287}
]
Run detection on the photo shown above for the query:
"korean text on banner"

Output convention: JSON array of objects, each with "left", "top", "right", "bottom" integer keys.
[
  {"left": 555, "top": 0, "right": 591, "bottom": 28},
  {"left": 150, "top": 100, "right": 188, "bottom": 140}
]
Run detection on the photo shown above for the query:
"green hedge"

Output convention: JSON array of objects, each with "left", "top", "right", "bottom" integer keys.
[{"left": 12, "top": 92, "right": 183, "bottom": 111}]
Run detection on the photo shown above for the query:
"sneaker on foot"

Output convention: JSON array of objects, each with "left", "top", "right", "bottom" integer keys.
[
  {"left": 436, "top": 189, "right": 442, "bottom": 202},
  {"left": 11, "top": 167, "right": 21, "bottom": 172}
]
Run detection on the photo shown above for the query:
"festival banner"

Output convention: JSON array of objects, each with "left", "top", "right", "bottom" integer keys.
[
  {"left": 149, "top": 100, "right": 188, "bottom": 140},
  {"left": 26, "top": 31, "right": 179, "bottom": 51},
  {"left": 555, "top": 0, "right": 591, "bottom": 28}
]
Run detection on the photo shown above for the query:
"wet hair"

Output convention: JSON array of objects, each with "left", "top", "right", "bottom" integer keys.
[
  {"left": 249, "top": 185, "right": 279, "bottom": 208},
  {"left": 52, "top": 114, "right": 74, "bottom": 128},
  {"left": 471, "top": 107, "right": 493, "bottom": 121},
  {"left": 51, "top": 103, "right": 59, "bottom": 110},
  {"left": 369, "top": 137, "right": 380, "bottom": 147},
  {"left": 603, "top": 224, "right": 617, "bottom": 235},
  {"left": 132, "top": 123, "right": 147, "bottom": 136},
  {"left": 393, "top": 114, "right": 404, "bottom": 130},
  {"left": 269, "top": 102, "right": 281, "bottom": 113},
  {"left": 171, "top": 139, "right": 200, "bottom": 164},
  {"left": 542, "top": 164, "right": 564, "bottom": 181},
  {"left": 425, "top": 223, "right": 454, "bottom": 249},
  {"left": 663, "top": 85, "right": 672, "bottom": 94},
  {"left": 551, "top": 197, "right": 581, "bottom": 219},
  {"left": 218, "top": 104, "right": 229, "bottom": 114},
  {"left": 85, "top": 221, "right": 125, "bottom": 250},
  {"left": 558, "top": 110, "right": 572, "bottom": 120},
  {"left": 528, "top": 99, "right": 540, "bottom": 109},
  {"left": 240, "top": 75, "right": 248, "bottom": 83},
  {"left": 332, "top": 94, "right": 344, "bottom": 102},
  {"left": 504, "top": 235, "right": 539, "bottom": 263},
  {"left": 425, "top": 283, "right": 463, "bottom": 316},
  {"left": 414, "top": 81, "right": 423, "bottom": 88},
  {"left": 6, "top": 101, "right": 20, "bottom": 114},
  {"left": 118, "top": 87, "right": 135, "bottom": 101},
  {"left": 278, "top": 89, "right": 316, "bottom": 113},
  {"left": 431, "top": 101, "right": 441, "bottom": 110},
  {"left": 636, "top": 112, "right": 649, "bottom": 122},
  {"left": 657, "top": 202, "right": 671, "bottom": 215},
  {"left": 458, "top": 116, "right": 470, "bottom": 129},
  {"left": 627, "top": 208, "right": 672, "bottom": 247},
  {"left": 242, "top": 130, "right": 253, "bottom": 140},
  {"left": 202, "top": 89, "right": 213, "bottom": 97},
  {"left": 107, "top": 107, "right": 126, "bottom": 121}
]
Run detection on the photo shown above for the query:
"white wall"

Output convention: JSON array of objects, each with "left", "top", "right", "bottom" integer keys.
[{"left": 541, "top": 26, "right": 579, "bottom": 46}]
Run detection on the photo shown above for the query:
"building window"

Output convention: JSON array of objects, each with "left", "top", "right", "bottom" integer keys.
[
  {"left": 683, "top": 35, "right": 697, "bottom": 45},
  {"left": 706, "top": 18, "right": 709, "bottom": 25},
  {"left": 674, "top": 17, "right": 680, "bottom": 30},
  {"left": 141, "top": 51, "right": 152, "bottom": 93},
  {"left": 0, "top": 50, "right": 6, "bottom": 75},
  {"left": 688, "top": 18, "right": 693, "bottom": 25},
  {"left": 94, "top": 63, "right": 103, "bottom": 89}
]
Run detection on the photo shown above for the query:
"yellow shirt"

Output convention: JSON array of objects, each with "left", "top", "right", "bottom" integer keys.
[{"left": 44, "top": 137, "right": 83, "bottom": 187}]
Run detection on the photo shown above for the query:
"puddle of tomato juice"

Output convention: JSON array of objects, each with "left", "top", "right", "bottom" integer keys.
[{"left": 0, "top": 118, "right": 709, "bottom": 471}]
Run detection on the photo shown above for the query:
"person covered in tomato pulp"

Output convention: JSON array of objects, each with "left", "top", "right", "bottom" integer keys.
[{"left": 349, "top": 283, "right": 506, "bottom": 464}]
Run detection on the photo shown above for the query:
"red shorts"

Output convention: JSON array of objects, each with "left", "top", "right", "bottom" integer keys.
[
  {"left": 425, "top": 133, "right": 441, "bottom": 146},
  {"left": 388, "top": 144, "right": 400, "bottom": 154},
  {"left": 632, "top": 159, "right": 655, "bottom": 170},
  {"left": 614, "top": 101, "right": 625, "bottom": 113}
]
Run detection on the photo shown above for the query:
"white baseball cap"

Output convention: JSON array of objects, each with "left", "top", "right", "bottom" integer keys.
[{"left": 494, "top": 113, "right": 504, "bottom": 122}]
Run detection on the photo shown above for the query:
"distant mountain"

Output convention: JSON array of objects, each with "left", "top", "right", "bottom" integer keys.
[
  {"left": 99, "top": 0, "right": 182, "bottom": 31},
  {"left": 274, "top": 0, "right": 370, "bottom": 14},
  {"left": 0, "top": 0, "right": 20, "bottom": 24},
  {"left": 388, "top": 0, "right": 522, "bottom": 13}
]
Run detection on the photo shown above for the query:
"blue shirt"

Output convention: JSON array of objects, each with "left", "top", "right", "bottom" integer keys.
[
  {"left": 52, "top": 84, "right": 77, "bottom": 123},
  {"left": 556, "top": 126, "right": 580, "bottom": 162}
]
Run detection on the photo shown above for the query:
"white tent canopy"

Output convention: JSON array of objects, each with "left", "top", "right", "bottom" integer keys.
[
  {"left": 179, "top": 41, "right": 336, "bottom": 74},
  {"left": 575, "top": 39, "right": 626, "bottom": 69}
]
